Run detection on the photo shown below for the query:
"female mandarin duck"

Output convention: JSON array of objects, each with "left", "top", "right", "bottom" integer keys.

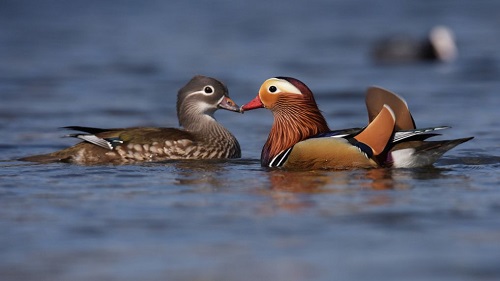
[
  {"left": 20, "top": 75, "right": 241, "bottom": 164},
  {"left": 241, "top": 77, "right": 472, "bottom": 170}
]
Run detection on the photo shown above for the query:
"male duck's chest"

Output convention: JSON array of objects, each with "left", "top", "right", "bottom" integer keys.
[{"left": 267, "top": 137, "right": 377, "bottom": 170}]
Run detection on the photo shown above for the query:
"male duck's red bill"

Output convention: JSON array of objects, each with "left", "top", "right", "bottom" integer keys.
[
  {"left": 241, "top": 95, "right": 264, "bottom": 111},
  {"left": 241, "top": 76, "right": 472, "bottom": 170}
]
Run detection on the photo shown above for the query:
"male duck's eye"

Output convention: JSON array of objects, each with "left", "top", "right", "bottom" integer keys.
[
  {"left": 269, "top": 86, "right": 277, "bottom": 93},
  {"left": 204, "top": 86, "right": 214, "bottom": 94}
]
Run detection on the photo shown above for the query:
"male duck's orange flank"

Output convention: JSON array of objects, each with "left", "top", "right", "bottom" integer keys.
[
  {"left": 241, "top": 77, "right": 472, "bottom": 170},
  {"left": 20, "top": 75, "right": 241, "bottom": 164}
]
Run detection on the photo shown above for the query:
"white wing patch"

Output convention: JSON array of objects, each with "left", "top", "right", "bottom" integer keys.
[
  {"left": 73, "top": 135, "right": 123, "bottom": 150},
  {"left": 393, "top": 126, "right": 450, "bottom": 142},
  {"left": 391, "top": 148, "right": 416, "bottom": 168}
]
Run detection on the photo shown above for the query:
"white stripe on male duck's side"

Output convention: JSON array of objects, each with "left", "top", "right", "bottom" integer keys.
[{"left": 241, "top": 77, "right": 472, "bottom": 170}]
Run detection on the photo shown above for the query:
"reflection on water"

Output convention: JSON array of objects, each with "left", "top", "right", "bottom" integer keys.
[
  {"left": 251, "top": 166, "right": 477, "bottom": 214},
  {"left": 157, "top": 158, "right": 260, "bottom": 188},
  {"left": 255, "top": 168, "right": 406, "bottom": 213},
  {"left": 265, "top": 168, "right": 409, "bottom": 192},
  {"left": 1, "top": 0, "right": 500, "bottom": 280}
]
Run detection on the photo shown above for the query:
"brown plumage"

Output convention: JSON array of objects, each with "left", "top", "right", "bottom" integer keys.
[
  {"left": 365, "top": 86, "right": 416, "bottom": 130},
  {"left": 354, "top": 104, "right": 396, "bottom": 155},
  {"left": 241, "top": 77, "right": 396, "bottom": 169},
  {"left": 241, "top": 77, "right": 472, "bottom": 170},
  {"left": 264, "top": 86, "right": 330, "bottom": 164},
  {"left": 242, "top": 77, "right": 329, "bottom": 166},
  {"left": 20, "top": 75, "right": 242, "bottom": 164},
  {"left": 364, "top": 86, "right": 473, "bottom": 167}
]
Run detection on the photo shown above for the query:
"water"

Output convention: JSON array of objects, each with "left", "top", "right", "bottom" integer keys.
[{"left": 1, "top": 0, "right": 499, "bottom": 280}]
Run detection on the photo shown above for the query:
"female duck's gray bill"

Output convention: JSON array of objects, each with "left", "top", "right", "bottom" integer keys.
[{"left": 218, "top": 96, "right": 242, "bottom": 113}]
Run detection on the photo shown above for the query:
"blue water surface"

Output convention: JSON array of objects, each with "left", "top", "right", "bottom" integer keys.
[{"left": 1, "top": 0, "right": 499, "bottom": 280}]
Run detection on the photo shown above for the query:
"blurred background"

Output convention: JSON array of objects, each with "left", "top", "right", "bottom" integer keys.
[
  {"left": 1, "top": 0, "right": 499, "bottom": 158},
  {"left": 1, "top": 1, "right": 499, "bottom": 281}
]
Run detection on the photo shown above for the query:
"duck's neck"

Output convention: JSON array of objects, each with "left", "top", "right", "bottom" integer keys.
[
  {"left": 261, "top": 102, "right": 330, "bottom": 166},
  {"left": 180, "top": 111, "right": 240, "bottom": 156}
]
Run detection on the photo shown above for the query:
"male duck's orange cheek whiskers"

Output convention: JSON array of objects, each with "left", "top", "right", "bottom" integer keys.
[{"left": 241, "top": 95, "right": 265, "bottom": 111}]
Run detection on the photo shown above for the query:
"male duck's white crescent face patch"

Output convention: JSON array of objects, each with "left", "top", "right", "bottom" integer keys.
[{"left": 264, "top": 78, "right": 302, "bottom": 95}]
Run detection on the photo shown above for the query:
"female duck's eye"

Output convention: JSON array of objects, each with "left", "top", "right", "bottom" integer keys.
[
  {"left": 204, "top": 86, "right": 214, "bottom": 94},
  {"left": 269, "top": 86, "right": 277, "bottom": 93}
]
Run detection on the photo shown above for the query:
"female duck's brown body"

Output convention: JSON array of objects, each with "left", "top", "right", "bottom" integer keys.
[{"left": 20, "top": 75, "right": 241, "bottom": 164}]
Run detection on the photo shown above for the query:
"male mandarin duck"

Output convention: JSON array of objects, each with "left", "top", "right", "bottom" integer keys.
[
  {"left": 241, "top": 77, "right": 472, "bottom": 170},
  {"left": 20, "top": 75, "right": 242, "bottom": 164}
]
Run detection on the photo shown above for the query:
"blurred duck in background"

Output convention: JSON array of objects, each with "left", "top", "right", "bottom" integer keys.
[{"left": 371, "top": 25, "right": 458, "bottom": 64}]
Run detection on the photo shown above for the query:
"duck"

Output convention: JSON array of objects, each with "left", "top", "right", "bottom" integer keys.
[
  {"left": 371, "top": 25, "right": 458, "bottom": 64},
  {"left": 240, "top": 76, "right": 472, "bottom": 170},
  {"left": 20, "top": 75, "right": 242, "bottom": 164}
]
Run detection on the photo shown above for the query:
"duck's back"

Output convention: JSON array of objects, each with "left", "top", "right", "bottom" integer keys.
[{"left": 20, "top": 127, "right": 240, "bottom": 164}]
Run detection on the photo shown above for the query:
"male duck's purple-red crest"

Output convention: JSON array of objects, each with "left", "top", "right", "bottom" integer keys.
[
  {"left": 242, "top": 77, "right": 472, "bottom": 170},
  {"left": 20, "top": 75, "right": 242, "bottom": 164}
]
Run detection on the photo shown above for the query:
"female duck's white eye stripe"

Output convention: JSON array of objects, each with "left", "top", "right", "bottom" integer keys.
[
  {"left": 266, "top": 78, "right": 302, "bottom": 95},
  {"left": 184, "top": 90, "right": 206, "bottom": 99},
  {"left": 184, "top": 86, "right": 216, "bottom": 99}
]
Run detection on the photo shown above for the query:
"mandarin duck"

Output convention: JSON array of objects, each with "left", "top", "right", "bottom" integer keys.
[
  {"left": 20, "top": 75, "right": 242, "bottom": 164},
  {"left": 241, "top": 77, "right": 472, "bottom": 170}
]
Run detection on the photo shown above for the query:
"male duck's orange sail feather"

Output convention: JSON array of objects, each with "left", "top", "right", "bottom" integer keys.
[{"left": 241, "top": 77, "right": 472, "bottom": 170}]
